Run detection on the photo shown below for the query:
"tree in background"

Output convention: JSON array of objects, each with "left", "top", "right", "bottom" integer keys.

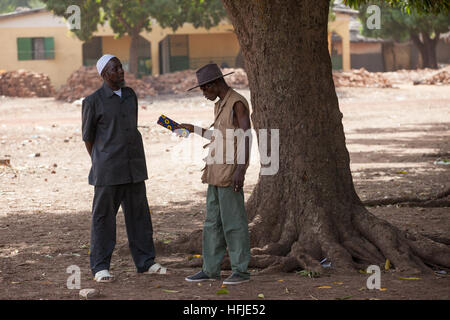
[
  {"left": 235, "top": 1, "right": 336, "bottom": 74},
  {"left": 196, "top": 0, "right": 450, "bottom": 275},
  {"left": 42, "top": 0, "right": 226, "bottom": 75},
  {"left": 41, "top": 0, "right": 106, "bottom": 44},
  {"left": 357, "top": 1, "right": 450, "bottom": 69},
  {"left": 37, "top": 0, "right": 450, "bottom": 274}
]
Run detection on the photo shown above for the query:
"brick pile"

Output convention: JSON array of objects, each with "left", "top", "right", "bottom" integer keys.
[
  {"left": 0, "top": 69, "right": 55, "bottom": 97},
  {"left": 10, "top": 65, "right": 447, "bottom": 102},
  {"left": 142, "top": 70, "right": 196, "bottom": 95},
  {"left": 143, "top": 68, "right": 249, "bottom": 94},
  {"left": 332, "top": 68, "right": 393, "bottom": 88},
  {"left": 415, "top": 68, "right": 450, "bottom": 85},
  {"left": 222, "top": 68, "right": 249, "bottom": 89},
  {"left": 55, "top": 66, "right": 156, "bottom": 102}
]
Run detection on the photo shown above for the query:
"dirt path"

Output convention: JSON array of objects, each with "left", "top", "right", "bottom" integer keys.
[{"left": 0, "top": 84, "right": 449, "bottom": 300}]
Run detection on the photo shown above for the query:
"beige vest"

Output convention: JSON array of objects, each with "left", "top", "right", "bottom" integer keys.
[{"left": 201, "top": 88, "right": 250, "bottom": 187}]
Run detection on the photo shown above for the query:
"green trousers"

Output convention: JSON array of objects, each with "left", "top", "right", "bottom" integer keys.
[{"left": 202, "top": 185, "right": 251, "bottom": 279}]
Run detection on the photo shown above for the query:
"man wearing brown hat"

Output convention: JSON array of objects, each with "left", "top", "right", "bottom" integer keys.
[{"left": 179, "top": 63, "right": 252, "bottom": 285}]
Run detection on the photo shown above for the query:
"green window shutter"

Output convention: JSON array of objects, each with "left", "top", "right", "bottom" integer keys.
[
  {"left": 17, "top": 38, "right": 33, "bottom": 60},
  {"left": 169, "top": 56, "right": 189, "bottom": 72},
  {"left": 44, "top": 37, "right": 55, "bottom": 59}
]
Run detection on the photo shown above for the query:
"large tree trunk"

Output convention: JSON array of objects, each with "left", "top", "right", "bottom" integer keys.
[
  {"left": 167, "top": 0, "right": 450, "bottom": 274},
  {"left": 422, "top": 32, "right": 439, "bottom": 69},
  {"left": 215, "top": 0, "right": 450, "bottom": 274},
  {"left": 411, "top": 32, "right": 439, "bottom": 69}
]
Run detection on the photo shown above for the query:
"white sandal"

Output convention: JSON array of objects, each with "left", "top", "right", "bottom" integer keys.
[
  {"left": 94, "top": 269, "right": 115, "bottom": 283},
  {"left": 145, "top": 263, "right": 167, "bottom": 275}
]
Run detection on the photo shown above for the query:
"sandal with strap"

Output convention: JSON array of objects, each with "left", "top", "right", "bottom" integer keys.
[
  {"left": 145, "top": 263, "right": 167, "bottom": 275},
  {"left": 94, "top": 269, "right": 115, "bottom": 283}
]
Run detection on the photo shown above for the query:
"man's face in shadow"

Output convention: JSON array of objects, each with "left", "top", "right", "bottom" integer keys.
[
  {"left": 101, "top": 57, "right": 125, "bottom": 89},
  {"left": 200, "top": 80, "right": 219, "bottom": 101}
]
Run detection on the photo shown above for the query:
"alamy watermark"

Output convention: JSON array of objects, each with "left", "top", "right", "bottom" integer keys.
[
  {"left": 64, "top": 4, "right": 380, "bottom": 33},
  {"left": 366, "top": 265, "right": 381, "bottom": 290},
  {"left": 66, "top": 5, "right": 81, "bottom": 30},
  {"left": 366, "top": 5, "right": 381, "bottom": 30},
  {"left": 66, "top": 264, "right": 81, "bottom": 289},
  {"left": 169, "top": 127, "right": 280, "bottom": 176}
]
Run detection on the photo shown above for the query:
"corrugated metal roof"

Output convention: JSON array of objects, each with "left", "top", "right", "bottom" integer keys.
[{"left": 0, "top": 7, "right": 47, "bottom": 20}]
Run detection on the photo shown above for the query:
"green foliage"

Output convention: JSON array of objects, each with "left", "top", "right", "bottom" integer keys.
[
  {"left": 105, "top": 0, "right": 154, "bottom": 37},
  {"left": 345, "top": 0, "right": 450, "bottom": 15},
  {"left": 347, "top": 0, "right": 449, "bottom": 68},
  {"left": 329, "top": 0, "right": 336, "bottom": 22},
  {"left": 0, "top": 0, "right": 45, "bottom": 13},
  {"left": 152, "top": 0, "right": 227, "bottom": 30},
  {"left": 42, "top": 0, "right": 107, "bottom": 41},
  {"left": 41, "top": 0, "right": 226, "bottom": 41},
  {"left": 357, "top": 1, "right": 450, "bottom": 42},
  {"left": 41, "top": 0, "right": 226, "bottom": 74}
]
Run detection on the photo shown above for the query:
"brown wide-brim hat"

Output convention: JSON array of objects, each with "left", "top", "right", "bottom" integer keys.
[{"left": 187, "top": 63, "right": 234, "bottom": 91}]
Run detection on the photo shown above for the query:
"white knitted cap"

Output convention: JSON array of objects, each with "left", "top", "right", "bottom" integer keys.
[{"left": 96, "top": 54, "right": 116, "bottom": 76}]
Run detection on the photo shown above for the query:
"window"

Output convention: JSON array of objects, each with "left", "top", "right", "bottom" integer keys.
[{"left": 17, "top": 37, "right": 55, "bottom": 60}]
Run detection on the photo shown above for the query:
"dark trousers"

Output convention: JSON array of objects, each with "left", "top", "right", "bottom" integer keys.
[{"left": 89, "top": 181, "right": 155, "bottom": 275}]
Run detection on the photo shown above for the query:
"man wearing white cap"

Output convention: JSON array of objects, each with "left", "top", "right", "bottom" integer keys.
[{"left": 82, "top": 54, "right": 167, "bottom": 282}]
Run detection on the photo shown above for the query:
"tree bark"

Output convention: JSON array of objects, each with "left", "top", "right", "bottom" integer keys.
[
  {"left": 129, "top": 31, "right": 140, "bottom": 76},
  {"left": 391, "top": 43, "right": 397, "bottom": 70},
  {"left": 113, "top": 7, "right": 142, "bottom": 76},
  {"left": 422, "top": 32, "right": 439, "bottom": 69},
  {"left": 213, "top": 0, "right": 450, "bottom": 274},
  {"left": 411, "top": 32, "right": 439, "bottom": 69}
]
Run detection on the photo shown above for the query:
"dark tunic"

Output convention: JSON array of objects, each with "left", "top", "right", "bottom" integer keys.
[{"left": 82, "top": 83, "right": 148, "bottom": 186}]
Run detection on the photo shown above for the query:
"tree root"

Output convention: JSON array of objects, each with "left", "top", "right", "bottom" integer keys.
[
  {"left": 163, "top": 202, "right": 450, "bottom": 275},
  {"left": 365, "top": 199, "right": 450, "bottom": 208},
  {"left": 406, "top": 232, "right": 450, "bottom": 268},
  {"left": 363, "top": 187, "right": 450, "bottom": 207},
  {"left": 352, "top": 206, "right": 449, "bottom": 274},
  {"left": 341, "top": 237, "right": 384, "bottom": 265},
  {"left": 420, "top": 233, "right": 450, "bottom": 246},
  {"left": 155, "top": 229, "right": 203, "bottom": 255}
]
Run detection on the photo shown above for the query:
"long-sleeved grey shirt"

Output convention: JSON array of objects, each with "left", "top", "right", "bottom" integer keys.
[{"left": 82, "top": 83, "right": 148, "bottom": 186}]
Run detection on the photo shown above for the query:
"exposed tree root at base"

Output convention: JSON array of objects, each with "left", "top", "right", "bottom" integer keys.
[
  {"left": 162, "top": 204, "right": 450, "bottom": 275},
  {"left": 363, "top": 188, "right": 450, "bottom": 207}
]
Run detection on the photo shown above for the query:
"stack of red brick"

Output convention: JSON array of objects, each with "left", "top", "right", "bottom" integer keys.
[
  {"left": 416, "top": 68, "right": 450, "bottom": 85},
  {"left": 332, "top": 68, "right": 393, "bottom": 88},
  {"left": 0, "top": 69, "right": 55, "bottom": 97},
  {"left": 155, "top": 67, "right": 249, "bottom": 94},
  {"left": 6, "top": 65, "right": 448, "bottom": 102},
  {"left": 142, "top": 70, "right": 196, "bottom": 95},
  {"left": 55, "top": 66, "right": 156, "bottom": 102}
]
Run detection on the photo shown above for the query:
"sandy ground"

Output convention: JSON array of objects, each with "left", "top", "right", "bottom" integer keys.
[{"left": 0, "top": 84, "right": 449, "bottom": 300}]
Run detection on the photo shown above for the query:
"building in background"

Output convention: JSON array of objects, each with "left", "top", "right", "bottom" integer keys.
[
  {"left": 4, "top": 5, "right": 446, "bottom": 90},
  {"left": 328, "top": 5, "right": 355, "bottom": 72},
  {"left": 328, "top": 5, "right": 386, "bottom": 72},
  {"left": 329, "top": 2, "right": 450, "bottom": 72},
  {"left": 0, "top": 8, "right": 82, "bottom": 90},
  {"left": 0, "top": 7, "right": 239, "bottom": 89},
  {"left": 0, "top": 6, "right": 354, "bottom": 89}
]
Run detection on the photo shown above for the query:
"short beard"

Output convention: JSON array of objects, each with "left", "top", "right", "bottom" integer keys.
[{"left": 114, "top": 79, "right": 125, "bottom": 88}]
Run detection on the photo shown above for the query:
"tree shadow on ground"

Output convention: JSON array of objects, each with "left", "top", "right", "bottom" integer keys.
[{"left": 346, "top": 123, "right": 449, "bottom": 203}]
